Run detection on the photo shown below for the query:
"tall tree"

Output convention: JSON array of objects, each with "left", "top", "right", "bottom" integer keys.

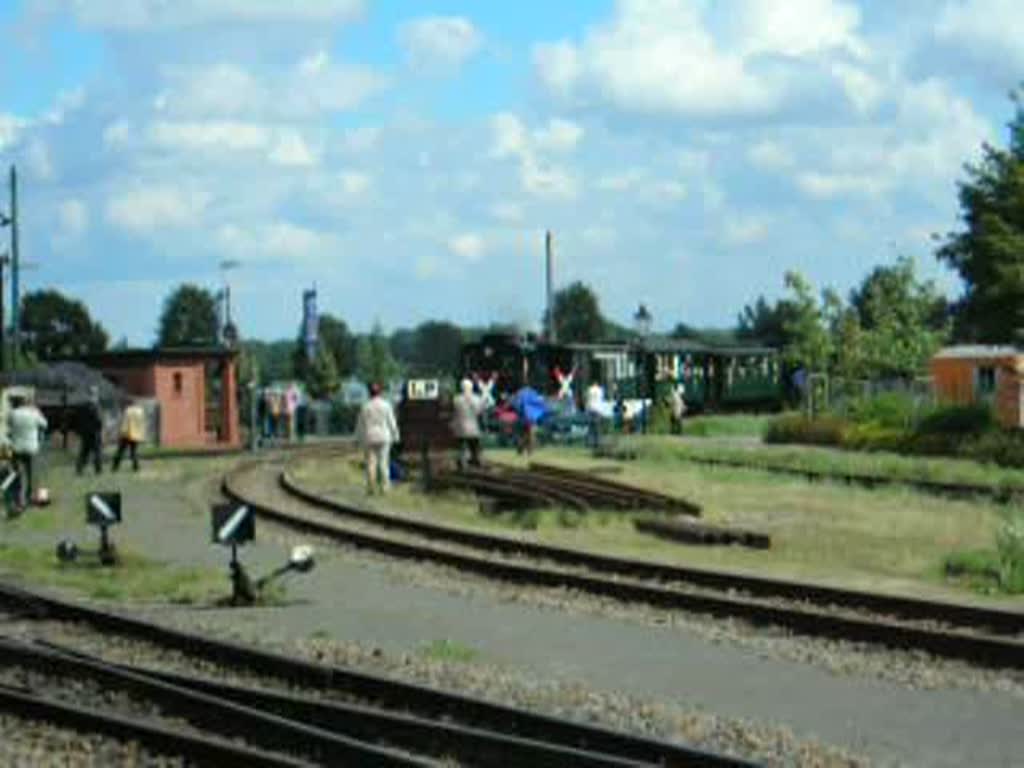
[
  {"left": 551, "top": 282, "right": 604, "bottom": 343},
  {"left": 306, "top": 342, "right": 340, "bottom": 399},
  {"left": 781, "top": 271, "right": 832, "bottom": 372},
  {"left": 411, "top": 321, "right": 463, "bottom": 375},
  {"left": 736, "top": 296, "right": 798, "bottom": 348},
  {"left": 851, "top": 257, "right": 950, "bottom": 378},
  {"left": 21, "top": 289, "right": 108, "bottom": 359},
  {"left": 937, "top": 89, "right": 1024, "bottom": 342},
  {"left": 356, "top": 322, "right": 400, "bottom": 384},
  {"left": 157, "top": 284, "right": 219, "bottom": 347},
  {"left": 294, "top": 313, "right": 355, "bottom": 386}
]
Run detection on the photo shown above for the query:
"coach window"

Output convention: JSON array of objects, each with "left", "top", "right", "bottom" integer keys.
[{"left": 173, "top": 371, "right": 183, "bottom": 396}]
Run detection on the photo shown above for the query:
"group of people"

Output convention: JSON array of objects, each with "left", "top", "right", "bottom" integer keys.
[
  {"left": 258, "top": 385, "right": 302, "bottom": 441},
  {"left": 351, "top": 374, "right": 689, "bottom": 496},
  {"left": 3, "top": 389, "right": 147, "bottom": 515},
  {"left": 353, "top": 377, "right": 492, "bottom": 495}
]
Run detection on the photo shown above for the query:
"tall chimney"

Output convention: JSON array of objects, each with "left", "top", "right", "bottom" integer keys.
[{"left": 545, "top": 230, "right": 556, "bottom": 343}]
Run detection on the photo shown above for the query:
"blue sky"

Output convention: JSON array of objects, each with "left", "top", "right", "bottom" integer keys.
[{"left": 1, "top": 0, "right": 1022, "bottom": 344}]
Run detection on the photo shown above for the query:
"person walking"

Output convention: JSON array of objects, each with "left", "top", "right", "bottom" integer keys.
[
  {"left": 451, "top": 378, "right": 485, "bottom": 470},
  {"left": 8, "top": 395, "right": 48, "bottom": 512},
  {"left": 355, "top": 382, "right": 400, "bottom": 494},
  {"left": 669, "top": 383, "right": 686, "bottom": 435},
  {"left": 285, "top": 383, "right": 300, "bottom": 441},
  {"left": 112, "top": 399, "right": 146, "bottom": 472},
  {"left": 585, "top": 380, "right": 604, "bottom": 449},
  {"left": 75, "top": 387, "right": 104, "bottom": 476}
]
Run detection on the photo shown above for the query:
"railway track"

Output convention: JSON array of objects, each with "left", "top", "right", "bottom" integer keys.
[
  {"left": 430, "top": 462, "right": 701, "bottom": 515},
  {"left": 0, "top": 584, "right": 742, "bottom": 767},
  {"left": 227, "top": 456, "right": 1024, "bottom": 671}
]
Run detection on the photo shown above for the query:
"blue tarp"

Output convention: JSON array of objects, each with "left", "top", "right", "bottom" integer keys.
[{"left": 514, "top": 387, "right": 550, "bottom": 425}]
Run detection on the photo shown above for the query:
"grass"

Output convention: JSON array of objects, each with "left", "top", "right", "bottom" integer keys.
[
  {"left": 420, "top": 638, "right": 479, "bottom": 663},
  {"left": 0, "top": 541, "right": 219, "bottom": 604},
  {"left": 290, "top": 446, "right": 1021, "bottom": 604},
  {"left": 0, "top": 450, "right": 238, "bottom": 604},
  {"left": 637, "top": 436, "right": 1024, "bottom": 490},
  {"left": 682, "top": 414, "right": 774, "bottom": 438}
]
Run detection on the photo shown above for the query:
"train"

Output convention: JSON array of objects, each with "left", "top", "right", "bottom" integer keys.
[{"left": 460, "top": 333, "right": 785, "bottom": 415}]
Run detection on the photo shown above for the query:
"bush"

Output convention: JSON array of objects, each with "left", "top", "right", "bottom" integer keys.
[
  {"left": 842, "top": 422, "right": 907, "bottom": 453},
  {"left": 915, "top": 404, "right": 995, "bottom": 437},
  {"left": 764, "top": 413, "right": 847, "bottom": 446},
  {"left": 329, "top": 402, "right": 360, "bottom": 434},
  {"left": 958, "top": 430, "right": 1024, "bottom": 469},
  {"left": 845, "top": 392, "right": 922, "bottom": 430},
  {"left": 996, "top": 508, "right": 1024, "bottom": 593}
]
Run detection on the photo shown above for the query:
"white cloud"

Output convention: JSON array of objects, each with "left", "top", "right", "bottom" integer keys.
[
  {"left": 796, "top": 171, "right": 889, "bottom": 200},
  {"left": 597, "top": 168, "right": 645, "bottom": 191},
  {"left": 729, "top": 0, "right": 866, "bottom": 59},
  {"left": 652, "top": 180, "right": 687, "bottom": 202},
  {"left": 56, "top": 198, "right": 89, "bottom": 242},
  {"left": 934, "top": 0, "right": 1024, "bottom": 76},
  {"left": 0, "top": 114, "right": 25, "bottom": 151},
  {"left": 62, "top": 0, "right": 365, "bottom": 29},
  {"left": 26, "top": 139, "right": 54, "bottom": 180},
  {"left": 490, "top": 112, "right": 528, "bottom": 159},
  {"left": 106, "top": 185, "right": 207, "bottom": 235},
  {"left": 159, "top": 60, "right": 387, "bottom": 119},
  {"left": 338, "top": 171, "right": 371, "bottom": 197},
  {"left": 399, "top": 16, "right": 483, "bottom": 70},
  {"left": 448, "top": 232, "right": 486, "bottom": 262},
  {"left": 722, "top": 214, "right": 772, "bottom": 246},
  {"left": 533, "top": 118, "right": 584, "bottom": 153},
  {"left": 521, "top": 158, "right": 579, "bottom": 201},
  {"left": 268, "top": 131, "right": 317, "bottom": 167},
  {"left": 299, "top": 50, "right": 330, "bottom": 77},
  {"left": 748, "top": 140, "right": 795, "bottom": 171},
  {"left": 533, "top": 1, "right": 780, "bottom": 118},
  {"left": 217, "top": 221, "right": 328, "bottom": 261},
  {"left": 149, "top": 120, "right": 271, "bottom": 151},
  {"left": 339, "top": 126, "right": 381, "bottom": 153},
  {"left": 489, "top": 201, "right": 523, "bottom": 223}
]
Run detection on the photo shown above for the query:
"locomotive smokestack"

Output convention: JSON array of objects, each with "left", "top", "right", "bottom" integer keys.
[{"left": 545, "top": 230, "right": 556, "bottom": 343}]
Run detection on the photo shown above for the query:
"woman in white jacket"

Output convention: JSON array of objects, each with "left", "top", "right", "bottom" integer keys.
[{"left": 355, "top": 383, "right": 400, "bottom": 494}]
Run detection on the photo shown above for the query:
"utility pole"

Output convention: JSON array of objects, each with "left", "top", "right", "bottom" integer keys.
[
  {"left": 0, "top": 251, "right": 6, "bottom": 372},
  {"left": 545, "top": 230, "right": 556, "bottom": 343},
  {"left": 9, "top": 166, "right": 19, "bottom": 369}
]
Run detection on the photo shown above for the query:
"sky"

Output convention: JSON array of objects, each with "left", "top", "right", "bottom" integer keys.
[{"left": 0, "top": 0, "right": 1022, "bottom": 345}]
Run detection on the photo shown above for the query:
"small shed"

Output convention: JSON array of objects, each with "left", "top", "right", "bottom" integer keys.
[
  {"left": 74, "top": 347, "right": 241, "bottom": 448},
  {"left": 930, "top": 345, "right": 1024, "bottom": 429}
]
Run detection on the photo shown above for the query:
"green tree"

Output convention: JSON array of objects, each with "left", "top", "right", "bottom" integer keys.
[
  {"left": 157, "top": 284, "right": 219, "bottom": 347},
  {"left": 293, "top": 313, "right": 356, "bottom": 386},
  {"left": 20, "top": 289, "right": 108, "bottom": 359},
  {"left": 551, "top": 282, "right": 604, "bottom": 343},
  {"left": 411, "top": 321, "right": 463, "bottom": 375},
  {"left": 356, "top": 322, "right": 400, "bottom": 385},
  {"left": 781, "top": 271, "right": 832, "bottom": 372},
  {"left": 306, "top": 342, "right": 339, "bottom": 399},
  {"left": 852, "top": 257, "right": 950, "bottom": 378},
  {"left": 937, "top": 89, "right": 1024, "bottom": 342},
  {"left": 736, "top": 295, "right": 799, "bottom": 348}
]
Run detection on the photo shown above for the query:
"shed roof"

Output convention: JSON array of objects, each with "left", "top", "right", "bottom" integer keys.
[{"left": 933, "top": 345, "right": 1021, "bottom": 360}]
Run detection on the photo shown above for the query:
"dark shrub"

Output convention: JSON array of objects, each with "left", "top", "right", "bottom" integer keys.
[
  {"left": 764, "top": 414, "right": 847, "bottom": 445},
  {"left": 915, "top": 404, "right": 995, "bottom": 437}
]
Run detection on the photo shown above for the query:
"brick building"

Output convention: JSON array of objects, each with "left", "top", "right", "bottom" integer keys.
[
  {"left": 930, "top": 345, "right": 1024, "bottom": 429},
  {"left": 78, "top": 348, "right": 240, "bottom": 448}
]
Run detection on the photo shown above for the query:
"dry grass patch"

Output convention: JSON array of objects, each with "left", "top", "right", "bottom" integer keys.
[{"left": 289, "top": 448, "right": 1019, "bottom": 605}]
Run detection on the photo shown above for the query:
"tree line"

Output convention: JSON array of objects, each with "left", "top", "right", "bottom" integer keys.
[{"left": 14, "top": 90, "right": 1024, "bottom": 391}]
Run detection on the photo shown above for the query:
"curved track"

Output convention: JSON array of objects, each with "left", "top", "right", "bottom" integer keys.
[
  {"left": 225, "top": 455, "right": 1024, "bottom": 671},
  {"left": 0, "top": 582, "right": 740, "bottom": 767}
]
